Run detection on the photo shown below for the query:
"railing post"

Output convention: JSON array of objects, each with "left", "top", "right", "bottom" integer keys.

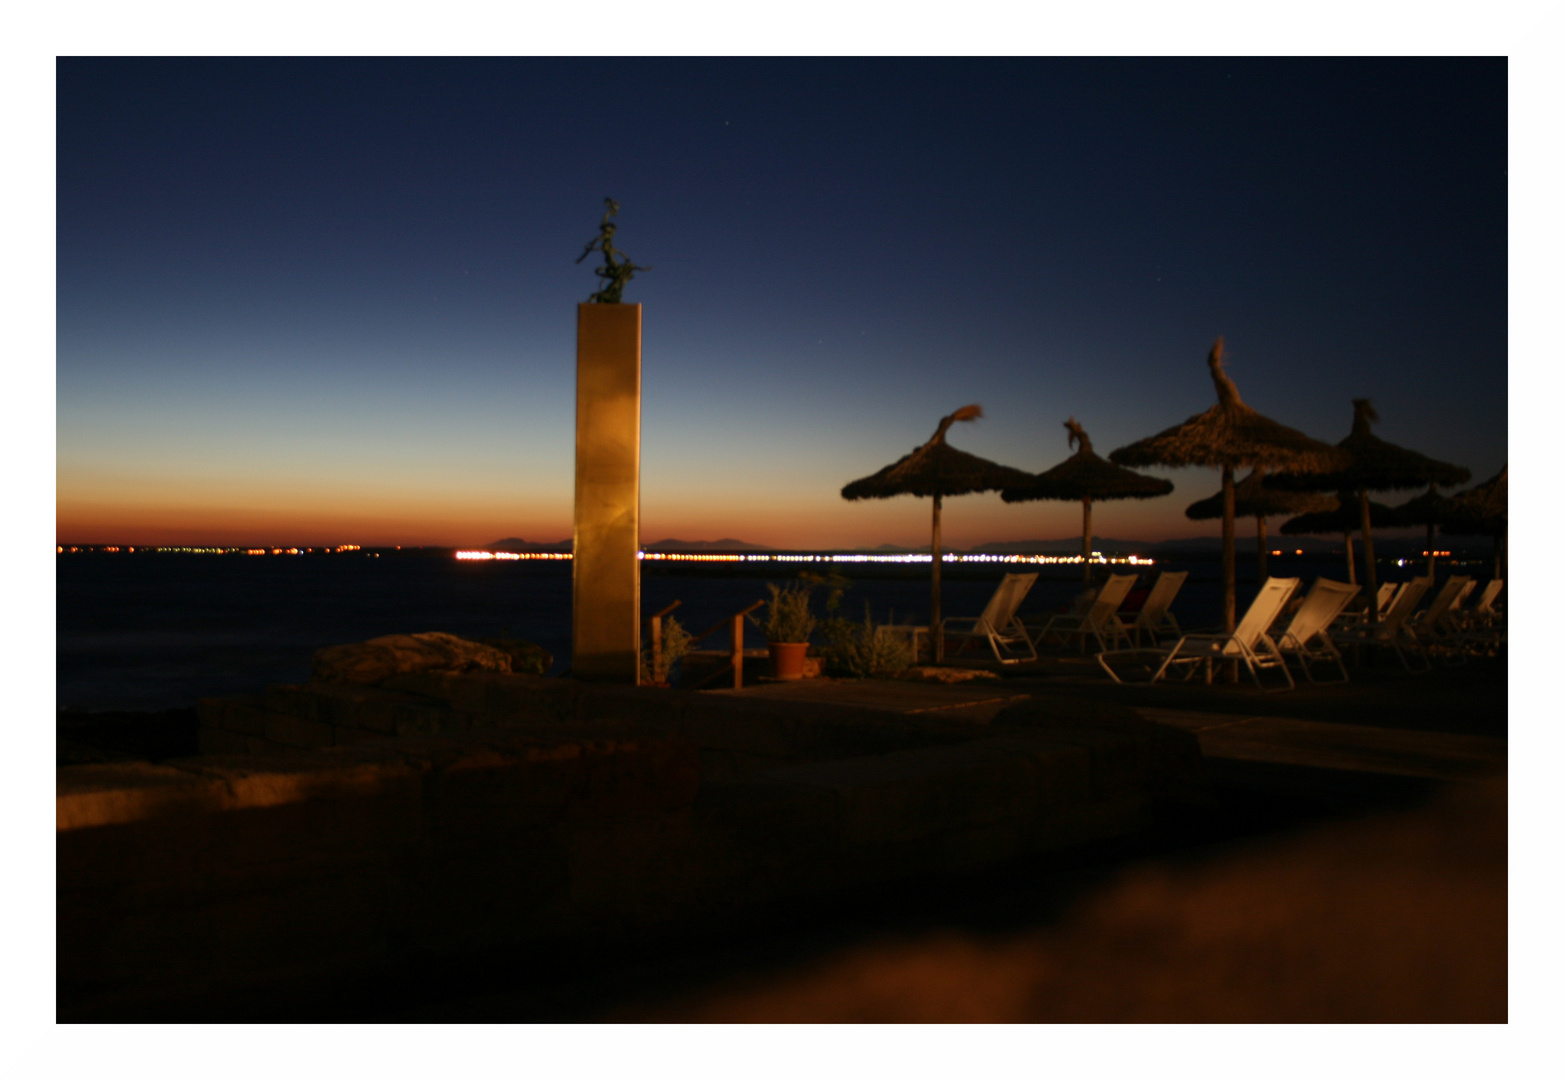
[
  {"left": 648, "top": 615, "right": 662, "bottom": 686},
  {"left": 732, "top": 614, "right": 745, "bottom": 690}
]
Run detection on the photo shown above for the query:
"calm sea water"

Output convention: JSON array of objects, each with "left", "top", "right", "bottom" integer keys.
[{"left": 57, "top": 550, "right": 1470, "bottom": 711}]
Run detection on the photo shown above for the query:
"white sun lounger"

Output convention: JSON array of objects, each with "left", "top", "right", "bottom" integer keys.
[
  {"left": 941, "top": 572, "right": 1039, "bottom": 663},
  {"left": 1027, "top": 573, "right": 1137, "bottom": 653},
  {"left": 1124, "top": 570, "right": 1187, "bottom": 647},
  {"left": 1329, "top": 575, "right": 1432, "bottom": 672},
  {"left": 1097, "top": 576, "right": 1301, "bottom": 690},
  {"left": 1272, "top": 578, "right": 1360, "bottom": 683}
]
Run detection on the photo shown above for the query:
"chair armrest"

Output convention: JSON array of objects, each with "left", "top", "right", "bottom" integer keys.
[{"left": 939, "top": 617, "right": 984, "bottom": 633}]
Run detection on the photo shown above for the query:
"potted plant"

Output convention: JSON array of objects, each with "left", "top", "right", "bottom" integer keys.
[{"left": 753, "top": 582, "right": 816, "bottom": 680}]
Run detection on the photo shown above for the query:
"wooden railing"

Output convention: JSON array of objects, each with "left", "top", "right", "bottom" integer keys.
[{"left": 646, "top": 599, "right": 764, "bottom": 691}]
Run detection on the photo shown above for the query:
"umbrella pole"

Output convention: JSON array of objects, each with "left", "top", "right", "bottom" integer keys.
[
  {"left": 1221, "top": 466, "right": 1236, "bottom": 634},
  {"left": 1221, "top": 466, "right": 1238, "bottom": 684},
  {"left": 1426, "top": 522, "right": 1436, "bottom": 579},
  {"left": 1359, "top": 489, "right": 1380, "bottom": 624},
  {"left": 931, "top": 494, "right": 943, "bottom": 663},
  {"left": 1344, "top": 533, "right": 1356, "bottom": 586},
  {"left": 1081, "top": 497, "right": 1093, "bottom": 584},
  {"left": 1256, "top": 516, "right": 1268, "bottom": 580}
]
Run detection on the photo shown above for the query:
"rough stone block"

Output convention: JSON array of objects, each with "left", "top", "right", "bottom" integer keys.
[
  {"left": 263, "top": 711, "right": 337, "bottom": 749},
  {"left": 198, "top": 726, "right": 251, "bottom": 756},
  {"left": 57, "top": 763, "right": 231, "bottom": 832}
]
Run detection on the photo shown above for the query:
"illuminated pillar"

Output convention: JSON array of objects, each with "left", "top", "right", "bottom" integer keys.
[{"left": 572, "top": 303, "right": 641, "bottom": 681}]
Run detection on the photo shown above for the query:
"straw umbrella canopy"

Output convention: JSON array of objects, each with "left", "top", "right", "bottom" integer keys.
[
  {"left": 842, "top": 405, "right": 1033, "bottom": 660},
  {"left": 1267, "top": 399, "right": 1470, "bottom": 621},
  {"left": 1391, "top": 485, "right": 1461, "bottom": 578},
  {"left": 1185, "top": 466, "right": 1334, "bottom": 580},
  {"left": 1440, "top": 465, "right": 1508, "bottom": 578},
  {"left": 1000, "top": 419, "right": 1173, "bottom": 583},
  {"left": 1280, "top": 494, "right": 1400, "bottom": 586},
  {"left": 1108, "top": 338, "right": 1346, "bottom": 634}
]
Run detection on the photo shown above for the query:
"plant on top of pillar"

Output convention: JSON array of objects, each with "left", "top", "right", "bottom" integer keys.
[{"left": 576, "top": 197, "right": 650, "bottom": 303}]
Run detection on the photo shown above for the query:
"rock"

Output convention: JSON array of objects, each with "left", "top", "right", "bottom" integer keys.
[
  {"left": 312, "top": 632, "right": 515, "bottom": 684},
  {"left": 896, "top": 666, "right": 1000, "bottom": 684},
  {"left": 478, "top": 638, "right": 553, "bottom": 676}
]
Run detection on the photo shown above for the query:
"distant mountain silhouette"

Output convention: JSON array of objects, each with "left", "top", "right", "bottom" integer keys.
[
  {"left": 485, "top": 537, "right": 573, "bottom": 552},
  {"left": 971, "top": 537, "right": 1143, "bottom": 554},
  {"left": 643, "top": 538, "right": 773, "bottom": 551},
  {"left": 970, "top": 536, "right": 1346, "bottom": 554},
  {"left": 480, "top": 534, "right": 1437, "bottom": 557}
]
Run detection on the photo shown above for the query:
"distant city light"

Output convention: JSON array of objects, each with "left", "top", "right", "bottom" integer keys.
[
  {"left": 456, "top": 550, "right": 1155, "bottom": 566},
  {"left": 455, "top": 550, "right": 566, "bottom": 561},
  {"left": 56, "top": 543, "right": 363, "bottom": 555}
]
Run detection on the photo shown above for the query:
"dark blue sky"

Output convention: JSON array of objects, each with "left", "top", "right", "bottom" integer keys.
[{"left": 56, "top": 57, "right": 1507, "bottom": 546}]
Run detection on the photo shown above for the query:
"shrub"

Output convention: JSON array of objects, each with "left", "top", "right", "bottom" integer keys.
[
  {"left": 479, "top": 635, "right": 554, "bottom": 675},
  {"left": 820, "top": 603, "right": 916, "bottom": 678},
  {"left": 753, "top": 582, "right": 817, "bottom": 643},
  {"left": 640, "top": 615, "right": 692, "bottom": 684}
]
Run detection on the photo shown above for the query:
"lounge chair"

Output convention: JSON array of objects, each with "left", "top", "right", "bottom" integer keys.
[
  {"left": 1451, "top": 580, "right": 1506, "bottom": 656},
  {"left": 1123, "top": 570, "right": 1188, "bottom": 647},
  {"left": 1272, "top": 578, "right": 1360, "bottom": 683},
  {"left": 941, "top": 572, "right": 1039, "bottom": 663},
  {"left": 1027, "top": 572, "right": 1137, "bottom": 653},
  {"left": 1332, "top": 581, "right": 1397, "bottom": 629},
  {"left": 1452, "top": 578, "right": 1478, "bottom": 611},
  {"left": 1456, "top": 579, "right": 1504, "bottom": 629},
  {"left": 1406, "top": 576, "right": 1473, "bottom": 662},
  {"left": 1412, "top": 576, "right": 1471, "bottom": 626},
  {"left": 1328, "top": 575, "right": 1432, "bottom": 672},
  {"left": 1097, "top": 576, "right": 1301, "bottom": 690}
]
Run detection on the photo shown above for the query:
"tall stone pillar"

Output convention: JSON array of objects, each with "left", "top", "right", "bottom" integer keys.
[{"left": 572, "top": 303, "right": 642, "bottom": 681}]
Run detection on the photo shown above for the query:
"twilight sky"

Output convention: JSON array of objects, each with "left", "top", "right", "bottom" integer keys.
[{"left": 56, "top": 57, "right": 1508, "bottom": 549}]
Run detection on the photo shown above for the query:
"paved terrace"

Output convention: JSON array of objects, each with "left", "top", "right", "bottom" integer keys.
[{"left": 719, "top": 651, "right": 1508, "bottom": 781}]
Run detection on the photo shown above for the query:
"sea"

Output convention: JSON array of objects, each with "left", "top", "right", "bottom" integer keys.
[{"left": 56, "top": 548, "right": 1494, "bottom": 712}]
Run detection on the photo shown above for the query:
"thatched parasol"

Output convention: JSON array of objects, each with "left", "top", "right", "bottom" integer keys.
[
  {"left": 842, "top": 405, "right": 1034, "bottom": 660},
  {"left": 1391, "top": 485, "right": 1461, "bottom": 578},
  {"left": 1267, "top": 399, "right": 1470, "bottom": 621},
  {"left": 1280, "top": 494, "right": 1399, "bottom": 586},
  {"left": 1185, "top": 466, "right": 1334, "bottom": 579},
  {"left": 1440, "top": 465, "right": 1508, "bottom": 577},
  {"left": 1000, "top": 419, "right": 1173, "bottom": 582},
  {"left": 1108, "top": 338, "right": 1345, "bottom": 634}
]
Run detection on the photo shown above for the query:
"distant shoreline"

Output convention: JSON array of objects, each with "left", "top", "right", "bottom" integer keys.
[{"left": 57, "top": 536, "right": 1495, "bottom": 559}]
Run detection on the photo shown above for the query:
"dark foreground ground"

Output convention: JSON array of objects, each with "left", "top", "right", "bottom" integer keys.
[{"left": 57, "top": 653, "right": 1507, "bottom": 1023}]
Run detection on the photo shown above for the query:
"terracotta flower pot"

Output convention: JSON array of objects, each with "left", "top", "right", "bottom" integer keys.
[{"left": 768, "top": 641, "right": 809, "bottom": 681}]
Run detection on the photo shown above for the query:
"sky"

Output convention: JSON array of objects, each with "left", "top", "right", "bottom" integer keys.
[{"left": 55, "top": 56, "right": 1509, "bottom": 549}]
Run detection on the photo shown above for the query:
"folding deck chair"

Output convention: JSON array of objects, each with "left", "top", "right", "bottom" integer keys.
[
  {"left": 941, "top": 572, "right": 1039, "bottom": 663},
  {"left": 1337, "top": 580, "right": 1413, "bottom": 628},
  {"left": 1405, "top": 576, "right": 1472, "bottom": 659},
  {"left": 1027, "top": 573, "right": 1137, "bottom": 653},
  {"left": 1123, "top": 570, "right": 1187, "bottom": 647},
  {"left": 1328, "top": 575, "right": 1432, "bottom": 672},
  {"left": 1272, "top": 578, "right": 1360, "bottom": 683},
  {"left": 1455, "top": 579, "right": 1504, "bottom": 630},
  {"left": 1097, "top": 576, "right": 1301, "bottom": 689},
  {"left": 1451, "top": 579, "right": 1506, "bottom": 656}
]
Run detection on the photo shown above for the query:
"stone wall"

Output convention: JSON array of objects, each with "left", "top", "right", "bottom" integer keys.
[{"left": 197, "top": 673, "right": 981, "bottom": 779}]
